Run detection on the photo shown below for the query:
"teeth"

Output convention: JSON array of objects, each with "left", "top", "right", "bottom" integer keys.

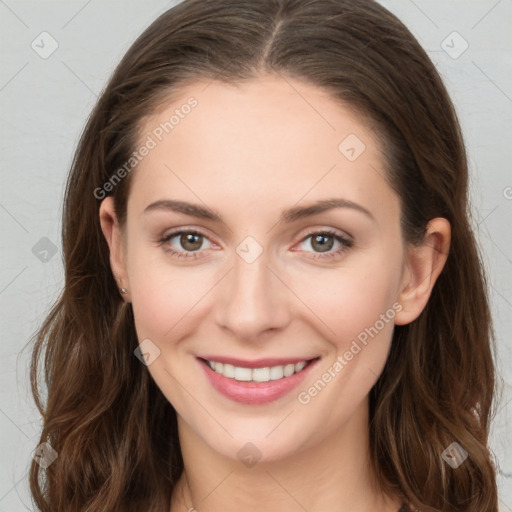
[
  {"left": 207, "top": 359, "right": 310, "bottom": 382},
  {"left": 223, "top": 363, "right": 235, "bottom": 378},
  {"left": 234, "top": 366, "right": 252, "bottom": 381},
  {"left": 283, "top": 363, "right": 295, "bottom": 377},
  {"left": 252, "top": 367, "right": 271, "bottom": 382},
  {"left": 269, "top": 365, "right": 284, "bottom": 380},
  {"left": 295, "top": 361, "right": 306, "bottom": 372}
]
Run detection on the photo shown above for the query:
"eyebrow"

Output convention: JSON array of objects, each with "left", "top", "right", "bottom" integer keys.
[{"left": 144, "top": 197, "right": 375, "bottom": 223}]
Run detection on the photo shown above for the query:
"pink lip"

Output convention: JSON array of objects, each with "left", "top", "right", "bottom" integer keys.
[{"left": 197, "top": 357, "right": 320, "bottom": 405}]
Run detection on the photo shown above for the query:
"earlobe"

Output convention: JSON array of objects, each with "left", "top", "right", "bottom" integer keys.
[
  {"left": 394, "top": 218, "right": 451, "bottom": 326},
  {"left": 99, "top": 197, "right": 130, "bottom": 299}
]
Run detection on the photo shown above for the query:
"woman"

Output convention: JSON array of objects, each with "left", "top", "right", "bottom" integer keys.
[{"left": 29, "top": 0, "right": 499, "bottom": 510}]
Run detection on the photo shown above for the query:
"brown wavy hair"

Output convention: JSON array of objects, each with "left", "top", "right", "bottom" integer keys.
[{"left": 28, "top": 0, "right": 499, "bottom": 510}]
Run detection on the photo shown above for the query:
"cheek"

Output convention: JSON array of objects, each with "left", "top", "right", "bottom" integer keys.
[
  {"left": 290, "top": 264, "right": 401, "bottom": 424},
  {"left": 126, "top": 247, "right": 218, "bottom": 341},
  {"left": 289, "top": 255, "right": 402, "bottom": 350}
]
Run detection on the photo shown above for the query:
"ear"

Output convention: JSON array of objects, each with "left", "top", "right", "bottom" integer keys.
[
  {"left": 394, "top": 218, "right": 451, "bottom": 326},
  {"left": 99, "top": 196, "right": 130, "bottom": 301}
]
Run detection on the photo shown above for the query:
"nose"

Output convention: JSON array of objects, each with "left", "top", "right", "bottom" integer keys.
[{"left": 215, "top": 246, "right": 292, "bottom": 343}]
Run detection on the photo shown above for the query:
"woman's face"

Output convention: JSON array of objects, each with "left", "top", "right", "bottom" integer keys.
[{"left": 101, "top": 75, "right": 440, "bottom": 464}]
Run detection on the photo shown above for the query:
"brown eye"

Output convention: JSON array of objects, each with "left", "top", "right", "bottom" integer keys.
[
  {"left": 310, "top": 233, "right": 335, "bottom": 253},
  {"left": 178, "top": 232, "right": 204, "bottom": 251},
  {"left": 296, "top": 229, "right": 353, "bottom": 260},
  {"left": 159, "top": 230, "right": 214, "bottom": 259}
]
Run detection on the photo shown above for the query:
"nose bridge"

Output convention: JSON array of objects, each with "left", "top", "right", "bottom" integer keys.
[{"left": 215, "top": 236, "right": 291, "bottom": 340}]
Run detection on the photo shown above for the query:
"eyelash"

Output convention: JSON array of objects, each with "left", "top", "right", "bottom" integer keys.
[{"left": 158, "top": 228, "right": 353, "bottom": 261}]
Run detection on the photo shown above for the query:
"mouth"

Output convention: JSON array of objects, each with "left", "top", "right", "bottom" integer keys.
[{"left": 197, "top": 356, "right": 321, "bottom": 405}]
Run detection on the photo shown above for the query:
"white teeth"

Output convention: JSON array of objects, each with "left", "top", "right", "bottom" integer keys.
[
  {"left": 269, "top": 365, "right": 284, "bottom": 380},
  {"left": 295, "top": 361, "right": 306, "bottom": 372},
  {"left": 207, "top": 359, "right": 310, "bottom": 382},
  {"left": 223, "top": 363, "right": 235, "bottom": 378},
  {"left": 234, "top": 367, "right": 252, "bottom": 381},
  {"left": 283, "top": 364, "right": 295, "bottom": 377},
  {"left": 252, "top": 367, "right": 271, "bottom": 382}
]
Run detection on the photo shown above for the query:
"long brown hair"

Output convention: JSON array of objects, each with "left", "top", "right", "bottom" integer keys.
[{"left": 28, "top": 0, "right": 499, "bottom": 510}]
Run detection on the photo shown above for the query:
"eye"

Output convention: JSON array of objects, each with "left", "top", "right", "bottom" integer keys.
[
  {"left": 159, "top": 229, "right": 214, "bottom": 259},
  {"left": 295, "top": 229, "right": 353, "bottom": 260}
]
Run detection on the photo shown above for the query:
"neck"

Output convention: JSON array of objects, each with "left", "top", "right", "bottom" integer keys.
[{"left": 169, "top": 400, "right": 402, "bottom": 512}]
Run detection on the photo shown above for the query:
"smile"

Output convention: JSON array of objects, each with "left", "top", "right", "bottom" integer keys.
[{"left": 197, "top": 356, "right": 321, "bottom": 405}]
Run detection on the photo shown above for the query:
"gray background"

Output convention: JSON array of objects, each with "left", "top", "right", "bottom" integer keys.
[{"left": 0, "top": 1, "right": 510, "bottom": 510}]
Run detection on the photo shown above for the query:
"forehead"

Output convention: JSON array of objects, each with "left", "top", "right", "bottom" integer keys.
[{"left": 129, "top": 75, "right": 399, "bottom": 224}]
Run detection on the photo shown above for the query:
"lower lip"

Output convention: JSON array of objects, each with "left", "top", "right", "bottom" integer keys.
[{"left": 198, "top": 357, "right": 320, "bottom": 405}]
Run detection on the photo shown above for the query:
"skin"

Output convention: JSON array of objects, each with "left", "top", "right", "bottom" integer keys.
[{"left": 99, "top": 75, "right": 450, "bottom": 512}]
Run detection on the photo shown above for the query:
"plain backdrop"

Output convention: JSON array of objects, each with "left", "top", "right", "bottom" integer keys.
[{"left": 0, "top": 1, "right": 511, "bottom": 510}]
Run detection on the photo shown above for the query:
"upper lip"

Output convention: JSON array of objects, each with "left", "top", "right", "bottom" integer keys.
[{"left": 198, "top": 355, "right": 319, "bottom": 368}]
